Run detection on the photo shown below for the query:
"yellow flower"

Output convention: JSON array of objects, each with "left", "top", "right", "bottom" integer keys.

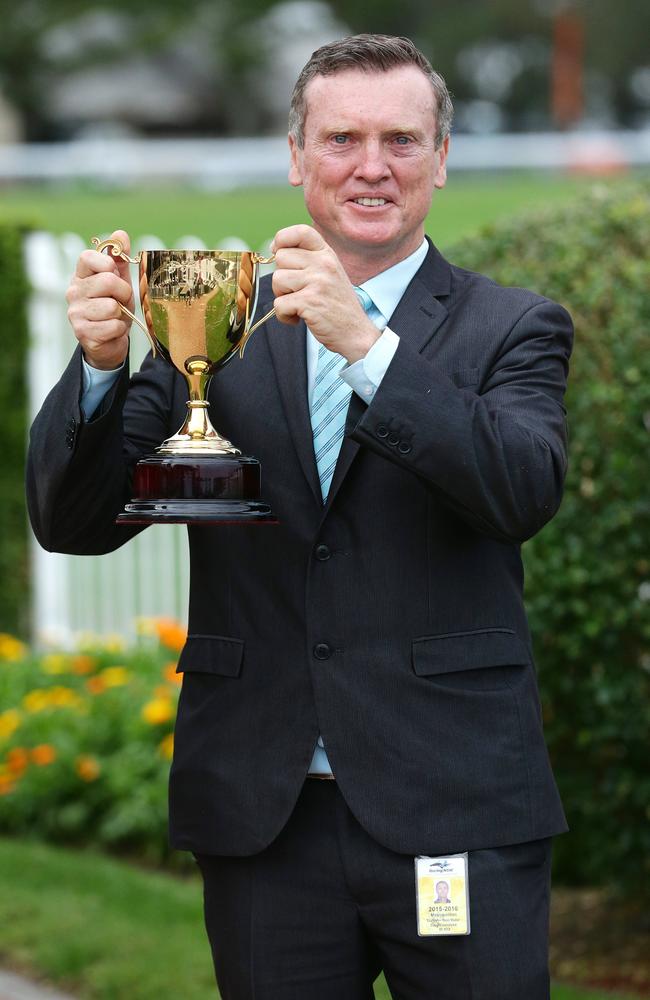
[
  {"left": 99, "top": 666, "right": 131, "bottom": 687},
  {"left": 155, "top": 619, "right": 187, "bottom": 653},
  {"left": 23, "top": 687, "right": 83, "bottom": 713},
  {"left": 0, "top": 709, "right": 21, "bottom": 740},
  {"left": 0, "top": 633, "right": 27, "bottom": 662},
  {"left": 158, "top": 733, "right": 175, "bottom": 759},
  {"left": 75, "top": 755, "right": 100, "bottom": 782},
  {"left": 31, "top": 744, "right": 57, "bottom": 766},
  {"left": 41, "top": 653, "right": 70, "bottom": 674},
  {"left": 48, "top": 686, "right": 84, "bottom": 709},
  {"left": 23, "top": 689, "right": 49, "bottom": 713},
  {"left": 142, "top": 697, "right": 174, "bottom": 725}
]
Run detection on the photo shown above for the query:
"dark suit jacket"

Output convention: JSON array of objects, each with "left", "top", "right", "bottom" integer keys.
[{"left": 27, "top": 240, "right": 572, "bottom": 857}]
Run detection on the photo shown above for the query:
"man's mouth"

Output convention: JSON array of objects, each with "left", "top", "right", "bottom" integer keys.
[{"left": 352, "top": 197, "right": 389, "bottom": 207}]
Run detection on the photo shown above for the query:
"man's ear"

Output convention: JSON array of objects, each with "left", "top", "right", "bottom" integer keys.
[
  {"left": 434, "top": 136, "right": 450, "bottom": 190},
  {"left": 288, "top": 134, "right": 304, "bottom": 188}
]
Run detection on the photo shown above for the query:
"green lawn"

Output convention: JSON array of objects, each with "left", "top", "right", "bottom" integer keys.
[
  {"left": 0, "top": 839, "right": 634, "bottom": 1000},
  {"left": 1, "top": 171, "right": 639, "bottom": 252}
]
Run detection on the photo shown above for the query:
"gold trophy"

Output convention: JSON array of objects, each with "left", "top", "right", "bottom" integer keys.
[{"left": 92, "top": 237, "right": 277, "bottom": 524}]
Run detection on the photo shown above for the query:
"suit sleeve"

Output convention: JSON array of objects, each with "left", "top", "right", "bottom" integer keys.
[
  {"left": 26, "top": 345, "right": 176, "bottom": 555},
  {"left": 349, "top": 297, "right": 573, "bottom": 543}
]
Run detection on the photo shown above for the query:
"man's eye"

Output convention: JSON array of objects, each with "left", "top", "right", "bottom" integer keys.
[
  {"left": 332, "top": 135, "right": 348, "bottom": 144},
  {"left": 394, "top": 135, "right": 411, "bottom": 145}
]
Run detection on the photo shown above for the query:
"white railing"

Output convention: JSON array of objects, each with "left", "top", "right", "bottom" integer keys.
[
  {"left": 4, "top": 130, "right": 650, "bottom": 185},
  {"left": 25, "top": 231, "right": 270, "bottom": 646}
]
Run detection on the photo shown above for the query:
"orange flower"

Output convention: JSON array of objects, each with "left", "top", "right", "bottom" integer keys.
[
  {"left": 75, "top": 755, "right": 101, "bottom": 782},
  {"left": 158, "top": 733, "right": 174, "bottom": 759},
  {"left": 85, "top": 676, "right": 107, "bottom": 695},
  {"left": 141, "top": 697, "right": 174, "bottom": 725},
  {"left": 155, "top": 619, "right": 187, "bottom": 653},
  {"left": 6, "top": 747, "right": 29, "bottom": 775},
  {"left": 71, "top": 654, "right": 96, "bottom": 675},
  {"left": 163, "top": 662, "right": 182, "bottom": 685},
  {"left": 31, "top": 744, "right": 57, "bottom": 766}
]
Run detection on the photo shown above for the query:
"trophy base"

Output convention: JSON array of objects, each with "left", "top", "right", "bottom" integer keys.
[{"left": 116, "top": 454, "right": 277, "bottom": 525}]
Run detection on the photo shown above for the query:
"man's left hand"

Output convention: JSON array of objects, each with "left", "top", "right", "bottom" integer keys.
[{"left": 271, "top": 225, "right": 380, "bottom": 364}]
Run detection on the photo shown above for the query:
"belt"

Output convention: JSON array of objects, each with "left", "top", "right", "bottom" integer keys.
[{"left": 307, "top": 772, "right": 336, "bottom": 780}]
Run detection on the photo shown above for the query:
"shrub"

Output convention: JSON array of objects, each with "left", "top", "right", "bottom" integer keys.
[
  {"left": 0, "top": 620, "right": 188, "bottom": 866},
  {"left": 449, "top": 181, "right": 650, "bottom": 892},
  {"left": 0, "top": 223, "right": 31, "bottom": 637}
]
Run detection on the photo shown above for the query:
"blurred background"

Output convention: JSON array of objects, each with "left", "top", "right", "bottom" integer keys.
[{"left": 0, "top": 2, "right": 649, "bottom": 999}]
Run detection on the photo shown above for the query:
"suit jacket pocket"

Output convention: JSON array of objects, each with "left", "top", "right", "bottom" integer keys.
[
  {"left": 412, "top": 628, "right": 530, "bottom": 689},
  {"left": 176, "top": 635, "right": 244, "bottom": 677}
]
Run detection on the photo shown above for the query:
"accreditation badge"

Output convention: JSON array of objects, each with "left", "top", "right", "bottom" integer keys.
[{"left": 415, "top": 853, "right": 471, "bottom": 936}]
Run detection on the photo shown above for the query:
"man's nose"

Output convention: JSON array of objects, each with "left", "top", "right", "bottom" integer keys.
[{"left": 354, "top": 141, "right": 390, "bottom": 182}]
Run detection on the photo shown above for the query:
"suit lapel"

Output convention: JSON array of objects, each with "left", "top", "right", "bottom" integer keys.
[
  {"left": 322, "top": 242, "right": 451, "bottom": 516},
  {"left": 264, "top": 312, "right": 322, "bottom": 505}
]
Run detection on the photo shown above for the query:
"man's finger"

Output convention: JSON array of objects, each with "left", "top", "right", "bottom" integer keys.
[{"left": 272, "top": 225, "right": 326, "bottom": 253}]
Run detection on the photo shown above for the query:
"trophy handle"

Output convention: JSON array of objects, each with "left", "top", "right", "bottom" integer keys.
[
  {"left": 90, "top": 236, "right": 157, "bottom": 358},
  {"left": 91, "top": 236, "right": 142, "bottom": 264},
  {"left": 238, "top": 306, "right": 276, "bottom": 358}
]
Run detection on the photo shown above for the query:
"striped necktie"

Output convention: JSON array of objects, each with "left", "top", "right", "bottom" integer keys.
[{"left": 310, "top": 288, "right": 375, "bottom": 502}]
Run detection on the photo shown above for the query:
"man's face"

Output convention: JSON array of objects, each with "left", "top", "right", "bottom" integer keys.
[
  {"left": 436, "top": 881, "right": 449, "bottom": 900},
  {"left": 288, "top": 66, "right": 448, "bottom": 268}
]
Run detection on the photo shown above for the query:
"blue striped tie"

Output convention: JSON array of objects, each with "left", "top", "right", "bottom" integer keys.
[{"left": 310, "top": 289, "right": 375, "bottom": 502}]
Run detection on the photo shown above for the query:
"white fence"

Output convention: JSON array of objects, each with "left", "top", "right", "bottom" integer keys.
[
  {"left": 5, "top": 131, "right": 650, "bottom": 185},
  {"left": 25, "top": 230, "right": 271, "bottom": 647}
]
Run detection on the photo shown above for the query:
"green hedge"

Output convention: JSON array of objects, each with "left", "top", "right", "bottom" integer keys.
[
  {"left": 449, "top": 182, "right": 650, "bottom": 891},
  {"left": 0, "top": 223, "right": 30, "bottom": 638}
]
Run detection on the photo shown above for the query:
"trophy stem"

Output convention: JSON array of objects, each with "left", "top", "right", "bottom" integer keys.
[{"left": 158, "top": 400, "right": 241, "bottom": 456}]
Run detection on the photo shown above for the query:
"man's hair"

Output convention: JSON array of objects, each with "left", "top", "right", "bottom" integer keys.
[{"left": 289, "top": 33, "right": 453, "bottom": 150}]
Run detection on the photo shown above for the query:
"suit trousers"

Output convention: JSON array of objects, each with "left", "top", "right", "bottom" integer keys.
[{"left": 194, "top": 780, "right": 552, "bottom": 1000}]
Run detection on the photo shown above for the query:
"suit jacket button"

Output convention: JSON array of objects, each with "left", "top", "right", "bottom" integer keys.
[
  {"left": 387, "top": 432, "right": 400, "bottom": 446},
  {"left": 315, "top": 544, "right": 331, "bottom": 561},
  {"left": 376, "top": 424, "right": 389, "bottom": 439},
  {"left": 398, "top": 441, "right": 412, "bottom": 454},
  {"left": 313, "top": 643, "right": 332, "bottom": 660}
]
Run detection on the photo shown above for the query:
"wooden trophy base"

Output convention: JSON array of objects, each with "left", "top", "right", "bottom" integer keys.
[{"left": 116, "top": 454, "right": 277, "bottom": 525}]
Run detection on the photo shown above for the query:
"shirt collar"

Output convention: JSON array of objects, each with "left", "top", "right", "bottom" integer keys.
[{"left": 358, "top": 238, "right": 429, "bottom": 324}]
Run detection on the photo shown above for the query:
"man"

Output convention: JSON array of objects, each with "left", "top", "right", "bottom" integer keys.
[
  {"left": 27, "top": 34, "right": 572, "bottom": 1000},
  {"left": 435, "top": 882, "right": 451, "bottom": 905}
]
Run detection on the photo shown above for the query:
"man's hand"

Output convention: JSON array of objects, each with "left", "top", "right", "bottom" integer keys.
[
  {"left": 271, "top": 225, "right": 380, "bottom": 364},
  {"left": 66, "top": 229, "right": 135, "bottom": 371}
]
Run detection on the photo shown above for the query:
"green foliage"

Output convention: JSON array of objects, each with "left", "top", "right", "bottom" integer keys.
[
  {"left": 448, "top": 182, "right": 650, "bottom": 893},
  {"left": 0, "top": 222, "right": 30, "bottom": 637}
]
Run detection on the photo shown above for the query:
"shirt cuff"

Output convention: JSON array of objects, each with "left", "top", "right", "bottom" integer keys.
[
  {"left": 340, "top": 328, "right": 400, "bottom": 402},
  {"left": 80, "top": 356, "right": 124, "bottom": 420}
]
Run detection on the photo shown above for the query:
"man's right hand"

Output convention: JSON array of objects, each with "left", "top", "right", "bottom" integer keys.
[{"left": 66, "top": 229, "right": 135, "bottom": 371}]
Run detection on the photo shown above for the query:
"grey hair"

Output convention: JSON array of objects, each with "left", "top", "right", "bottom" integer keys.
[{"left": 289, "top": 34, "right": 453, "bottom": 150}]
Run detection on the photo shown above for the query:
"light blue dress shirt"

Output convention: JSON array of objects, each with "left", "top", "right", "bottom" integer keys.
[{"left": 80, "top": 238, "right": 430, "bottom": 776}]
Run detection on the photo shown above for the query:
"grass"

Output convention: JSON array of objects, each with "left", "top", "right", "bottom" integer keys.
[
  {"left": 0, "top": 838, "right": 635, "bottom": 1000},
  {"left": 0, "top": 171, "right": 639, "bottom": 252}
]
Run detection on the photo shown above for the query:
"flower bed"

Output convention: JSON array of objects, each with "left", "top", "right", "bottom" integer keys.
[{"left": 0, "top": 620, "right": 186, "bottom": 862}]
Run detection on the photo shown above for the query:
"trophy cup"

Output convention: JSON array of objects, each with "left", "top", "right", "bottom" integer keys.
[{"left": 92, "top": 237, "right": 277, "bottom": 524}]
